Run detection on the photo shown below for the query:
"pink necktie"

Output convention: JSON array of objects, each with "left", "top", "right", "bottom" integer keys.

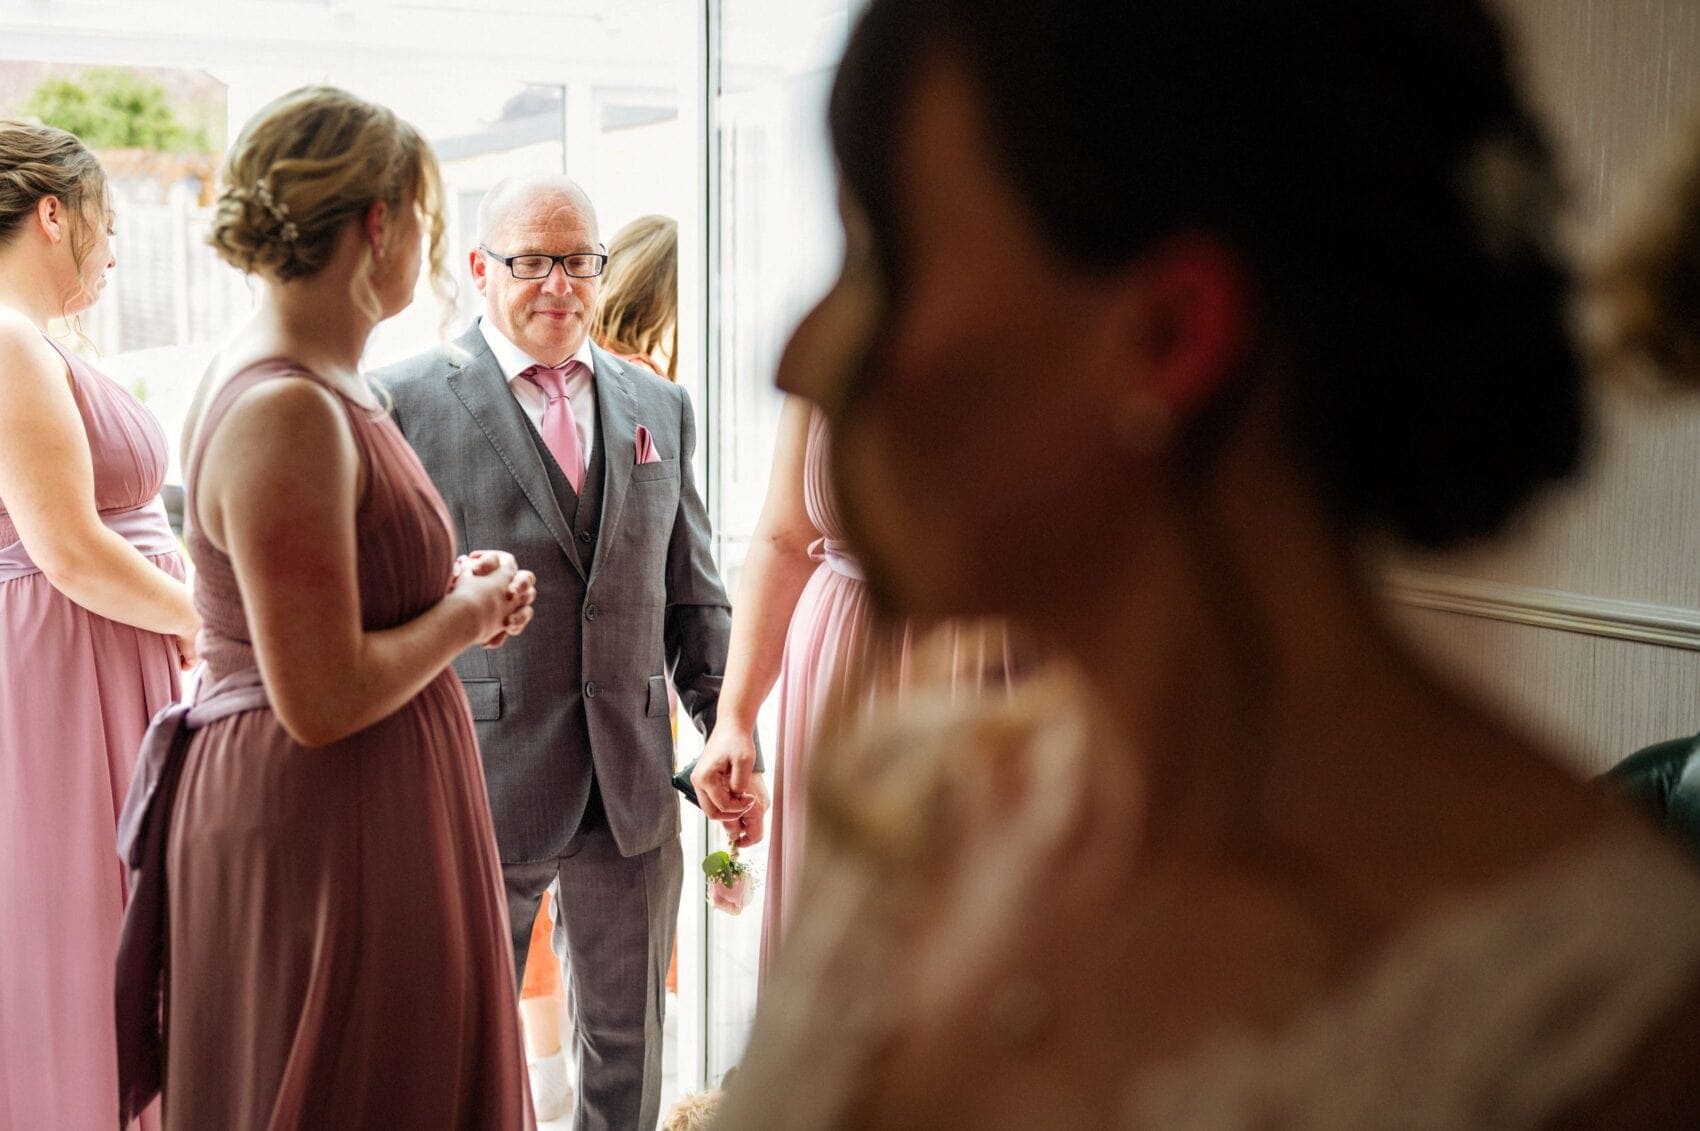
[{"left": 520, "top": 361, "right": 587, "bottom": 493}]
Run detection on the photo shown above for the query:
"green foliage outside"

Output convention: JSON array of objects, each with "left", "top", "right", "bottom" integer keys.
[{"left": 18, "top": 69, "right": 212, "bottom": 152}]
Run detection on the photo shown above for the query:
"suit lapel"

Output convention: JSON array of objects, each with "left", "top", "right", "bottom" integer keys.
[
  {"left": 445, "top": 325, "right": 586, "bottom": 579},
  {"left": 589, "top": 345, "right": 637, "bottom": 590}
]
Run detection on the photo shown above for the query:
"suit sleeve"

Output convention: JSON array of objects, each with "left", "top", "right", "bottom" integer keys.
[{"left": 664, "top": 383, "right": 764, "bottom": 771}]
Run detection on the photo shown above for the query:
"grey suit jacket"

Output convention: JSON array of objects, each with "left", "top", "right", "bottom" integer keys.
[{"left": 374, "top": 324, "right": 732, "bottom": 863}]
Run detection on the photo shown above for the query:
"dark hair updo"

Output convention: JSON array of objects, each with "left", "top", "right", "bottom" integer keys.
[{"left": 831, "top": 0, "right": 1585, "bottom": 550}]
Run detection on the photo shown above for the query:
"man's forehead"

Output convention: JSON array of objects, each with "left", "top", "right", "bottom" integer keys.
[{"left": 491, "top": 192, "right": 598, "bottom": 246}]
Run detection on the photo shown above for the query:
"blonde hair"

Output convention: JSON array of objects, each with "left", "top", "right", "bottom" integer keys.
[
  {"left": 661, "top": 1089, "right": 723, "bottom": 1130},
  {"left": 209, "top": 85, "right": 450, "bottom": 321},
  {"left": 593, "top": 213, "right": 678, "bottom": 379},
  {"left": 1587, "top": 96, "right": 1700, "bottom": 388},
  {"left": 0, "top": 119, "right": 109, "bottom": 279}
]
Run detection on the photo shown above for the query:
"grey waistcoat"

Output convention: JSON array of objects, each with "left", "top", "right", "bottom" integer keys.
[{"left": 522, "top": 408, "right": 606, "bottom": 577}]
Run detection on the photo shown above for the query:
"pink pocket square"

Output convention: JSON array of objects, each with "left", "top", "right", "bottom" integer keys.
[{"left": 635, "top": 425, "right": 662, "bottom": 464}]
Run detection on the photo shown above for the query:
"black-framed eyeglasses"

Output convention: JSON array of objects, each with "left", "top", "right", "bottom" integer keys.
[{"left": 480, "top": 245, "right": 608, "bottom": 280}]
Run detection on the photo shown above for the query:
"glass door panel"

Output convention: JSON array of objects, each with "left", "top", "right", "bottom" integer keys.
[{"left": 702, "top": 0, "right": 857, "bottom": 1085}]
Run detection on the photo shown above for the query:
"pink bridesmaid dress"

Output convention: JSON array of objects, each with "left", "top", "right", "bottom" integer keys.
[
  {"left": 0, "top": 337, "right": 181, "bottom": 1131},
  {"left": 762, "top": 408, "right": 1017, "bottom": 972}
]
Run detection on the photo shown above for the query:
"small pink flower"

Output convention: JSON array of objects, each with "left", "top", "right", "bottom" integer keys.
[{"left": 707, "top": 874, "right": 750, "bottom": 915}]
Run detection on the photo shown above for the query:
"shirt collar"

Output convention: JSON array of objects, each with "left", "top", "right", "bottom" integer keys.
[{"left": 478, "top": 317, "right": 596, "bottom": 387}]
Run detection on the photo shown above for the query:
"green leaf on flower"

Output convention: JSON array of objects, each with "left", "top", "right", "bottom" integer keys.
[{"left": 702, "top": 850, "right": 731, "bottom": 877}]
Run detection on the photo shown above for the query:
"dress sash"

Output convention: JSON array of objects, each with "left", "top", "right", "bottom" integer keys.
[
  {"left": 113, "top": 666, "right": 270, "bottom": 1124},
  {"left": 0, "top": 497, "right": 177, "bottom": 583},
  {"left": 810, "top": 536, "right": 866, "bottom": 583}
]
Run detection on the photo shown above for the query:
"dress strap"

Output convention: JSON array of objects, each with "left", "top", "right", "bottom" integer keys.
[
  {"left": 183, "top": 359, "right": 352, "bottom": 500},
  {"left": 38, "top": 331, "right": 74, "bottom": 367}
]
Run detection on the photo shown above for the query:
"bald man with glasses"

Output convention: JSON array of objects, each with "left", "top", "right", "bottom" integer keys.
[{"left": 376, "top": 174, "right": 759, "bottom": 1130}]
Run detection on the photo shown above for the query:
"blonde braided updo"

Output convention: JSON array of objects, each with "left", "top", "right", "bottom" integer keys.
[{"left": 209, "top": 85, "right": 448, "bottom": 315}]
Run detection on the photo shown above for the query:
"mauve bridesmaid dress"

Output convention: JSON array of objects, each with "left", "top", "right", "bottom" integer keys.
[{"left": 162, "top": 360, "right": 530, "bottom": 1129}]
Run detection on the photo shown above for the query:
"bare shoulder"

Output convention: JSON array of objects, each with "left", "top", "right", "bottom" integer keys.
[
  {"left": 0, "top": 311, "right": 66, "bottom": 386},
  {"left": 199, "top": 375, "right": 355, "bottom": 491},
  {"left": 196, "top": 375, "right": 359, "bottom": 547},
  {"left": 215, "top": 375, "right": 351, "bottom": 453},
  {"left": 0, "top": 316, "right": 89, "bottom": 505},
  {"left": 1567, "top": 975, "right": 1700, "bottom": 1125},
  {"left": 0, "top": 304, "right": 38, "bottom": 342}
]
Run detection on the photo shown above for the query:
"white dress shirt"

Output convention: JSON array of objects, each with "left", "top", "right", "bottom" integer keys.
[{"left": 479, "top": 318, "right": 599, "bottom": 463}]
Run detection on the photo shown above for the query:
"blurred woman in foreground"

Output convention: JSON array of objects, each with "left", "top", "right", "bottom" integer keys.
[{"left": 720, "top": 2, "right": 1700, "bottom": 1125}]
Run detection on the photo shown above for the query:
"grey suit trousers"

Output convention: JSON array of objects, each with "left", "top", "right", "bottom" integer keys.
[{"left": 505, "top": 783, "right": 683, "bottom": 1131}]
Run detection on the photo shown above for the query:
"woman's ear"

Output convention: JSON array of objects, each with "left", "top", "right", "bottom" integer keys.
[
  {"left": 35, "top": 195, "right": 65, "bottom": 244},
  {"left": 1112, "top": 234, "right": 1250, "bottom": 420},
  {"left": 364, "top": 199, "right": 390, "bottom": 260}
]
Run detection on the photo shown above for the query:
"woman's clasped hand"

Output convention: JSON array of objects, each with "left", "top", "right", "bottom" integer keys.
[{"left": 450, "top": 549, "right": 538, "bottom": 648}]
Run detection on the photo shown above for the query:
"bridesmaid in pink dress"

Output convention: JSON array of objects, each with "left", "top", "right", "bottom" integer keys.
[
  {"left": 144, "top": 88, "right": 536, "bottom": 1128},
  {"left": 691, "top": 399, "right": 1019, "bottom": 972},
  {"left": 0, "top": 122, "right": 197, "bottom": 1130}
]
